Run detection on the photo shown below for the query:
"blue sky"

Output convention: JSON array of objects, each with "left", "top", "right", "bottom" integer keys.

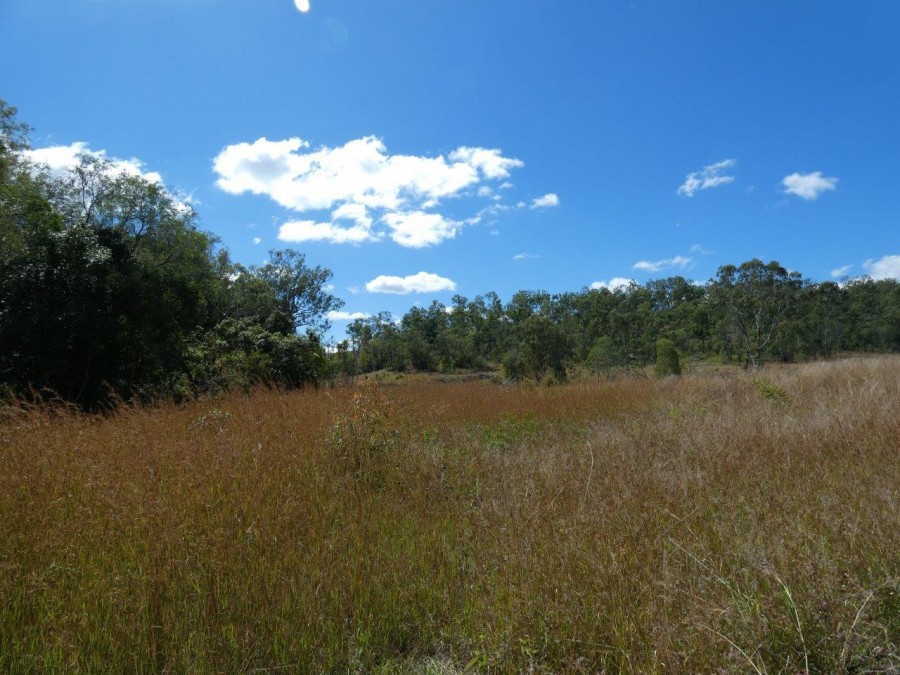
[{"left": 3, "top": 0, "right": 899, "bottom": 339}]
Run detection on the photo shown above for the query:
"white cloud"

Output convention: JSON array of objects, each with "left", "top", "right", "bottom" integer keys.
[
  {"left": 381, "top": 211, "right": 459, "bottom": 248},
  {"left": 863, "top": 255, "right": 900, "bottom": 280},
  {"left": 782, "top": 171, "right": 838, "bottom": 200},
  {"left": 252, "top": 237, "right": 262, "bottom": 245},
  {"left": 213, "top": 135, "right": 525, "bottom": 248},
  {"left": 365, "top": 271, "right": 457, "bottom": 295},
  {"left": 678, "top": 159, "right": 736, "bottom": 197},
  {"left": 632, "top": 255, "right": 693, "bottom": 273},
  {"left": 278, "top": 219, "right": 378, "bottom": 245},
  {"left": 690, "top": 243, "right": 713, "bottom": 256},
  {"left": 26, "top": 142, "right": 164, "bottom": 184},
  {"left": 447, "top": 147, "right": 524, "bottom": 179},
  {"left": 327, "top": 311, "right": 370, "bottom": 321},
  {"left": 830, "top": 264, "right": 853, "bottom": 278},
  {"left": 512, "top": 253, "right": 540, "bottom": 261},
  {"left": 294, "top": 0, "right": 310, "bottom": 12},
  {"left": 590, "top": 277, "right": 634, "bottom": 291},
  {"left": 531, "top": 193, "right": 559, "bottom": 209},
  {"left": 332, "top": 202, "right": 373, "bottom": 230}
]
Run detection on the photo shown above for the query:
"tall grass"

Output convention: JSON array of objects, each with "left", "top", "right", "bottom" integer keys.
[{"left": 1, "top": 357, "right": 898, "bottom": 672}]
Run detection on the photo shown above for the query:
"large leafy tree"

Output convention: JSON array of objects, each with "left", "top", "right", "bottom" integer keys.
[
  {"left": 253, "top": 249, "right": 343, "bottom": 336},
  {"left": 710, "top": 259, "right": 803, "bottom": 368}
]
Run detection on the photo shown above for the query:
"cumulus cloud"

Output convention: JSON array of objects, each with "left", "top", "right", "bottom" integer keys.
[
  {"left": 365, "top": 271, "right": 457, "bottom": 295},
  {"left": 863, "top": 254, "right": 900, "bottom": 280},
  {"left": 531, "top": 193, "right": 559, "bottom": 209},
  {"left": 590, "top": 278, "right": 635, "bottom": 291},
  {"left": 678, "top": 159, "right": 736, "bottom": 197},
  {"left": 632, "top": 255, "right": 693, "bottom": 273},
  {"left": 278, "top": 220, "right": 378, "bottom": 245},
  {"left": 26, "top": 142, "right": 164, "bottom": 184},
  {"left": 381, "top": 211, "right": 459, "bottom": 248},
  {"left": 782, "top": 171, "right": 838, "bottom": 200},
  {"left": 213, "top": 135, "right": 528, "bottom": 248},
  {"left": 830, "top": 264, "right": 853, "bottom": 278},
  {"left": 327, "top": 311, "right": 370, "bottom": 321}
]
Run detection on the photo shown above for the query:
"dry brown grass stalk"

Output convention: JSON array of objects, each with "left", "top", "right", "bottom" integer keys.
[{"left": 1, "top": 357, "right": 898, "bottom": 672}]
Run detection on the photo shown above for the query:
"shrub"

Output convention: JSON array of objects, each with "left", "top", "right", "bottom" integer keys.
[
  {"left": 586, "top": 336, "right": 625, "bottom": 377},
  {"left": 654, "top": 337, "right": 682, "bottom": 377}
]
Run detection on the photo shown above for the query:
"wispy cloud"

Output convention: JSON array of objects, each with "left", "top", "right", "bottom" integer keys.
[
  {"left": 690, "top": 243, "right": 713, "bottom": 256},
  {"left": 863, "top": 254, "right": 900, "bottom": 280},
  {"left": 678, "top": 159, "right": 736, "bottom": 197},
  {"left": 590, "top": 278, "right": 634, "bottom": 291},
  {"left": 830, "top": 264, "right": 852, "bottom": 278},
  {"left": 365, "top": 271, "right": 457, "bottom": 294},
  {"left": 512, "top": 253, "right": 540, "bottom": 261},
  {"left": 782, "top": 171, "right": 838, "bottom": 200},
  {"left": 632, "top": 255, "right": 693, "bottom": 273},
  {"left": 215, "top": 136, "right": 524, "bottom": 248},
  {"left": 531, "top": 193, "right": 559, "bottom": 209}
]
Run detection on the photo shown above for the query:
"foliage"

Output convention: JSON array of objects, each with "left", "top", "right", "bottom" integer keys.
[
  {"left": 0, "top": 101, "right": 339, "bottom": 408},
  {"left": 586, "top": 336, "right": 625, "bottom": 377},
  {"left": 710, "top": 259, "right": 802, "bottom": 368},
  {"left": 185, "top": 318, "right": 329, "bottom": 394},
  {"left": 345, "top": 265, "right": 899, "bottom": 379},
  {"left": 752, "top": 376, "right": 792, "bottom": 407},
  {"left": 654, "top": 337, "right": 682, "bottom": 377}
]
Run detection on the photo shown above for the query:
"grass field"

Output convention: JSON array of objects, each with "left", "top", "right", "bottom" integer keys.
[{"left": 1, "top": 357, "right": 898, "bottom": 673}]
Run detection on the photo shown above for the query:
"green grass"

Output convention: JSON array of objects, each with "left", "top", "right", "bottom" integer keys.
[{"left": 1, "top": 357, "right": 898, "bottom": 672}]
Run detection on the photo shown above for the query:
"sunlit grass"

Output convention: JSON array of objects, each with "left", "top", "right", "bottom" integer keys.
[{"left": 1, "top": 357, "right": 898, "bottom": 672}]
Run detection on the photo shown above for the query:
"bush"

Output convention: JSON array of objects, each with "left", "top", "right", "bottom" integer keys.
[
  {"left": 654, "top": 338, "right": 682, "bottom": 377},
  {"left": 586, "top": 336, "right": 625, "bottom": 377}
]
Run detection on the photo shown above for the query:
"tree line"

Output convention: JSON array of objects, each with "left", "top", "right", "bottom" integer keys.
[
  {"left": 337, "top": 264, "right": 899, "bottom": 381},
  {"left": 3, "top": 99, "right": 898, "bottom": 407}
]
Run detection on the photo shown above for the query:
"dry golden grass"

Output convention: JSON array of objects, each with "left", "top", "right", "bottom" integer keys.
[{"left": 1, "top": 357, "right": 898, "bottom": 673}]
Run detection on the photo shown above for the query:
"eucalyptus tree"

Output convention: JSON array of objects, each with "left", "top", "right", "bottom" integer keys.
[{"left": 710, "top": 259, "right": 803, "bottom": 368}]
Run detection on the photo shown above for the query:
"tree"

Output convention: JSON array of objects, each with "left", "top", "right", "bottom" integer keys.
[
  {"left": 253, "top": 249, "right": 343, "bottom": 336},
  {"left": 710, "top": 259, "right": 802, "bottom": 368},
  {"left": 586, "top": 336, "right": 626, "bottom": 378},
  {"left": 1, "top": 152, "right": 223, "bottom": 405},
  {"left": 514, "top": 314, "right": 569, "bottom": 382},
  {"left": 0, "top": 101, "right": 342, "bottom": 406}
]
